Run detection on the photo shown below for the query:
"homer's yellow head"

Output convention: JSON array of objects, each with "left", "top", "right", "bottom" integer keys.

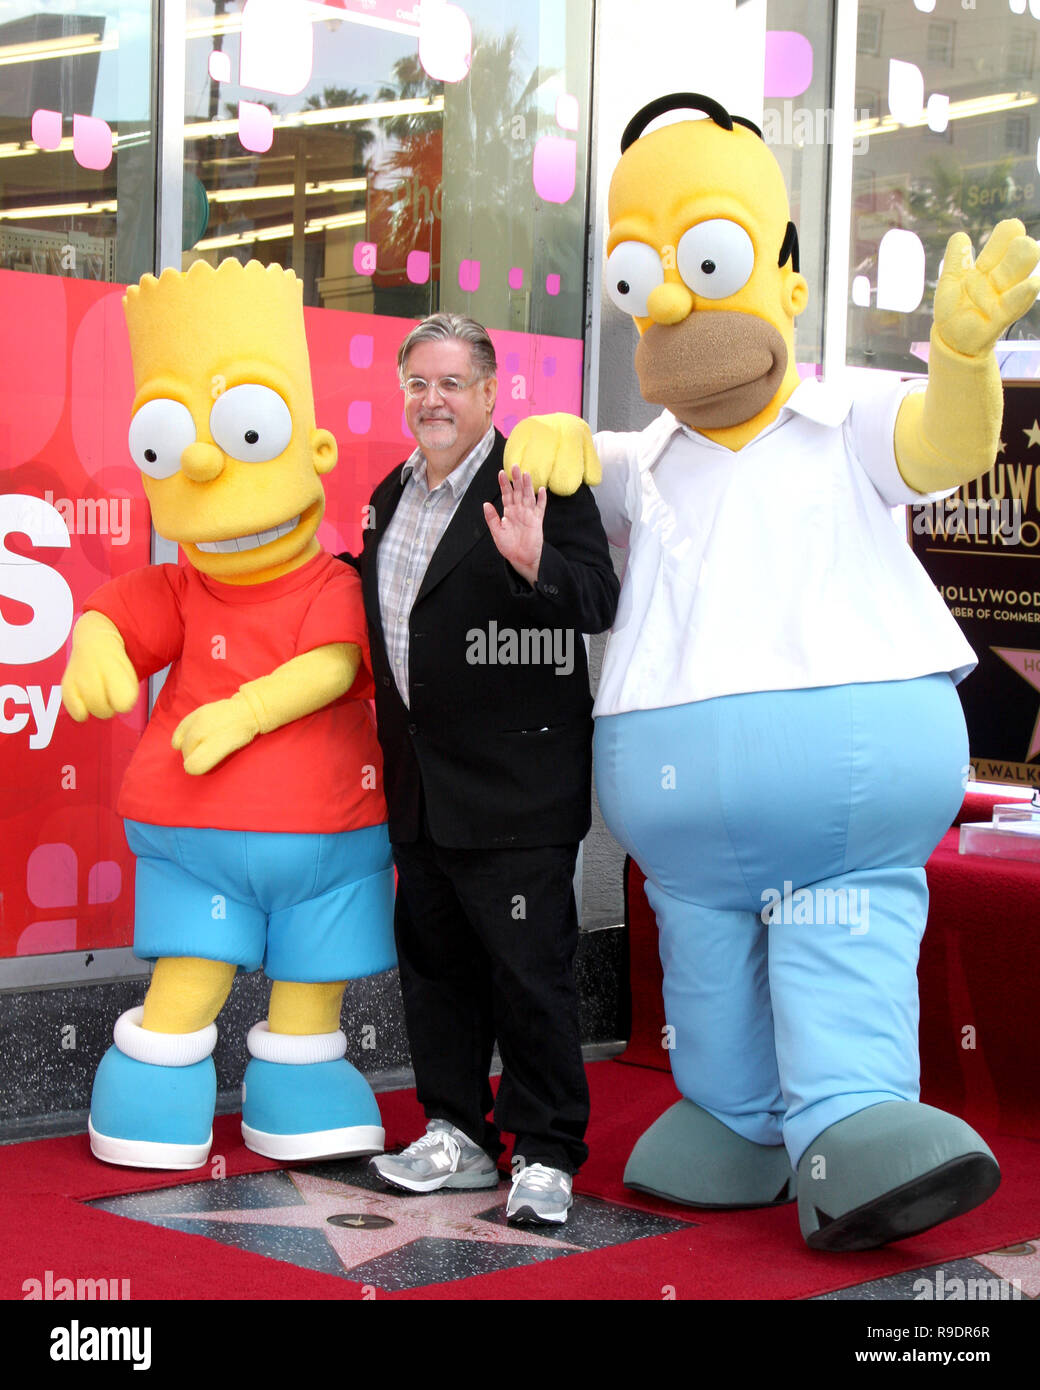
[
  {"left": 123, "top": 259, "right": 336, "bottom": 583},
  {"left": 606, "top": 93, "right": 809, "bottom": 442}
]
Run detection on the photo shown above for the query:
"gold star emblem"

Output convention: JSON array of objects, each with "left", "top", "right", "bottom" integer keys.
[{"left": 1023, "top": 420, "right": 1040, "bottom": 448}]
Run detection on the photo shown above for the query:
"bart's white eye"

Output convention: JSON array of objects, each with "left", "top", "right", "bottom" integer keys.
[
  {"left": 677, "top": 219, "right": 755, "bottom": 300},
  {"left": 128, "top": 399, "right": 197, "bottom": 479},
  {"left": 209, "top": 384, "right": 292, "bottom": 462},
  {"left": 605, "top": 241, "right": 664, "bottom": 317}
]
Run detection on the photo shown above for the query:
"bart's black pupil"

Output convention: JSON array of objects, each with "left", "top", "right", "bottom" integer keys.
[
  {"left": 617, "top": 280, "right": 630, "bottom": 295},
  {"left": 245, "top": 430, "right": 259, "bottom": 444},
  {"left": 701, "top": 259, "right": 716, "bottom": 274},
  {"left": 144, "top": 449, "right": 157, "bottom": 462}
]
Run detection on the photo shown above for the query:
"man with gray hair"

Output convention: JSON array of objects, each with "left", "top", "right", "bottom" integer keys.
[{"left": 340, "top": 312, "right": 618, "bottom": 1224}]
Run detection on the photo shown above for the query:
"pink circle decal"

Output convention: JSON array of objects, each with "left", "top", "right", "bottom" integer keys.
[
  {"left": 348, "top": 401, "right": 372, "bottom": 435},
  {"left": 72, "top": 114, "right": 113, "bottom": 171},
  {"left": 764, "top": 31, "right": 813, "bottom": 99},
  {"left": 555, "top": 94, "right": 579, "bottom": 131},
  {"left": 27, "top": 842, "right": 77, "bottom": 908},
  {"left": 546, "top": 274, "right": 561, "bottom": 297},
  {"left": 354, "top": 242, "right": 378, "bottom": 276},
  {"left": 350, "top": 334, "right": 374, "bottom": 369},
  {"left": 239, "top": 0, "right": 314, "bottom": 96},
  {"left": 458, "top": 259, "right": 481, "bottom": 293},
  {"left": 238, "top": 100, "right": 274, "bottom": 154},
  {"left": 209, "top": 50, "right": 232, "bottom": 83},
  {"left": 508, "top": 267, "right": 524, "bottom": 290},
  {"left": 31, "top": 109, "right": 62, "bottom": 150},
  {"left": 418, "top": 1, "right": 473, "bottom": 84},
  {"left": 88, "top": 860, "right": 121, "bottom": 904},
  {"left": 407, "top": 250, "right": 431, "bottom": 284},
  {"left": 532, "top": 136, "right": 576, "bottom": 204}
]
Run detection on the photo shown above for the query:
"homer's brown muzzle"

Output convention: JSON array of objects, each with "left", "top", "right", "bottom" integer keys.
[{"left": 634, "top": 310, "right": 788, "bottom": 429}]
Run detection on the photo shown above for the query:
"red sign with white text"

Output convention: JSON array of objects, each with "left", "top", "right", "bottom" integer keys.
[{"left": 0, "top": 269, "right": 583, "bottom": 960}]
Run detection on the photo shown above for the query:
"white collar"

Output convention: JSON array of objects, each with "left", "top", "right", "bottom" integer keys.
[{"left": 638, "top": 375, "right": 871, "bottom": 471}]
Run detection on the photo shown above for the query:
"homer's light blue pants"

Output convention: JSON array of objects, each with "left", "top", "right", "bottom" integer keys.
[{"left": 594, "top": 675, "right": 967, "bottom": 1166}]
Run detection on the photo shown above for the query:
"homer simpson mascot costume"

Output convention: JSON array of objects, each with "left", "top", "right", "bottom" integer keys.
[
  {"left": 61, "top": 259, "right": 395, "bottom": 1170},
  {"left": 506, "top": 94, "right": 1040, "bottom": 1251}
]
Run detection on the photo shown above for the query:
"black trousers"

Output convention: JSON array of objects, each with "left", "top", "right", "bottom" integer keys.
[{"left": 391, "top": 828, "right": 590, "bottom": 1174}]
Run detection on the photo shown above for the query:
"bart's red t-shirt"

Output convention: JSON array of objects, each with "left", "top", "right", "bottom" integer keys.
[{"left": 85, "top": 551, "right": 386, "bottom": 833}]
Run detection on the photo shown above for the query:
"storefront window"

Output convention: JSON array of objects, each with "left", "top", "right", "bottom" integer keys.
[
  {"left": 763, "top": 0, "right": 835, "bottom": 367},
  {"left": 0, "top": 0, "right": 156, "bottom": 281},
  {"left": 847, "top": 0, "right": 1040, "bottom": 373},
  {"left": 182, "top": 0, "right": 593, "bottom": 338}
]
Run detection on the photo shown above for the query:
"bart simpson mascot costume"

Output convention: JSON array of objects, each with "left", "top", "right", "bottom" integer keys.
[
  {"left": 507, "top": 94, "right": 1040, "bottom": 1251},
  {"left": 62, "top": 259, "right": 395, "bottom": 1169}
]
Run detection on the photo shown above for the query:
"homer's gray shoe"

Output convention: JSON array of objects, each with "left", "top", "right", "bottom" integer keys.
[
  {"left": 797, "top": 1101, "right": 1001, "bottom": 1252},
  {"left": 506, "top": 1163, "right": 573, "bottom": 1225},
  {"left": 370, "top": 1119, "right": 499, "bottom": 1193},
  {"left": 625, "top": 1100, "right": 796, "bottom": 1208}
]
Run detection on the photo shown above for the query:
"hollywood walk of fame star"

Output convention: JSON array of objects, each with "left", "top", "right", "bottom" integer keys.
[
  {"left": 1022, "top": 420, "right": 1040, "bottom": 449},
  {"left": 156, "top": 1170, "right": 583, "bottom": 1276},
  {"left": 993, "top": 646, "right": 1040, "bottom": 761}
]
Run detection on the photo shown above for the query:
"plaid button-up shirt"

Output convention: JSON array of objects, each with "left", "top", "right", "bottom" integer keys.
[{"left": 378, "top": 426, "right": 497, "bottom": 706}]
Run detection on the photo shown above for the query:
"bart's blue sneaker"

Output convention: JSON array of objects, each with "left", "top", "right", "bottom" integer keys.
[
  {"left": 241, "top": 1022, "right": 384, "bottom": 1161},
  {"left": 88, "top": 1008, "right": 217, "bottom": 1170}
]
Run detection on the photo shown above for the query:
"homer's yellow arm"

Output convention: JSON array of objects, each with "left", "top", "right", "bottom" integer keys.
[
  {"left": 172, "top": 642, "right": 361, "bottom": 775},
  {"left": 503, "top": 412, "right": 601, "bottom": 495},
  {"left": 895, "top": 218, "right": 1040, "bottom": 495}
]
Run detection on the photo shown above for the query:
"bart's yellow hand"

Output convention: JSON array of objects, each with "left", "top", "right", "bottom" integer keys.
[
  {"left": 504, "top": 413, "right": 601, "bottom": 496},
  {"left": 172, "top": 693, "right": 260, "bottom": 775},
  {"left": 934, "top": 219, "right": 1040, "bottom": 359},
  {"left": 61, "top": 611, "right": 140, "bottom": 722}
]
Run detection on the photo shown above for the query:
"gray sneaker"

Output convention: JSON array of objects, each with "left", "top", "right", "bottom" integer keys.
[
  {"left": 370, "top": 1120, "right": 499, "bottom": 1193},
  {"left": 506, "top": 1162, "right": 573, "bottom": 1224}
]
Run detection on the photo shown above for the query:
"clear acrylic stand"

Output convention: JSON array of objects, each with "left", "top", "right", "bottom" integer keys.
[{"left": 959, "top": 789, "right": 1040, "bottom": 862}]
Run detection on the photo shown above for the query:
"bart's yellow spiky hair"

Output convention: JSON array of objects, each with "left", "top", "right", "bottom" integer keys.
[{"left": 123, "top": 259, "right": 313, "bottom": 395}]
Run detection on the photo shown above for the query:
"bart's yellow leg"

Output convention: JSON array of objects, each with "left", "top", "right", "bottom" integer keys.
[
  {"left": 268, "top": 980, "right": 346, "bottom": 1036},
  {"left": 141, "top": 956, "right": 237, "bottom": 1033}
]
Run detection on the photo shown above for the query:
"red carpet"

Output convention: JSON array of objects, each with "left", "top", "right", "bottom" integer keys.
[
  {"left": 4, "top": 789, "right": 1036, "bottom": 1302},
  {"left": 2, "top": 1060, "right": 1037, "bottom": 1301}
]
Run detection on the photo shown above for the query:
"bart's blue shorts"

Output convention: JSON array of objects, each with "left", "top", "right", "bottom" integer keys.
[{"left": 124, "top": 820, "right": 396, "bottom": 983}]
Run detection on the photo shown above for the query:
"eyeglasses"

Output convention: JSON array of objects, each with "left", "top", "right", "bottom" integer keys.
[{"left": 402, "top": 374, "right": 483, "bottom": 399}]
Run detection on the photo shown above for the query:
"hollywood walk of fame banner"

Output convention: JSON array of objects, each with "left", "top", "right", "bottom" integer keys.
[{"left": 908, "top": 382, "right": 1040, "bottom": 787}]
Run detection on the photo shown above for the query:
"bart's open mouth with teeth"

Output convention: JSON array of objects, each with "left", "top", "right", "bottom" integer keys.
[{"left": 195, "top": 514, "right": 302, "bottom": 554}]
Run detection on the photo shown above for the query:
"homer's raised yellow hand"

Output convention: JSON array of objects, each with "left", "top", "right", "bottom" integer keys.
[
  {"left": 172, "top": 694, "right": 259, "bottom": 775},
  {"left": 934, "top": 219, "right": 1040, "bottom": 359},
  {"left": 504, "top": 413, "right": 601, "bottom": 496},
  {"left": 61, "top": 611, "right": 140, "bottom": 722},
  {"left": 896, "top": 219, "right": 1040, "bottom": 494}
]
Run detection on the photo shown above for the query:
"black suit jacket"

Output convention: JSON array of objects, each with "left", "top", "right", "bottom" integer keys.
[{"left": 339, "top": 430, "right": 619, "bottom": 848}]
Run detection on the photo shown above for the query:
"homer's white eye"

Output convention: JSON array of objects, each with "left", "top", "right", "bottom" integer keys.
[
  {"left": 676, "top": 219, "right": 755, "bottom": 300},
  {"left": 209, "top": 384, "right": 292, "bottom": 462},
  {"left": 605, "top": 241, "right": 664, "bottom": 317},
  {"left": 128, "top": 399, "right": 196, "bottom": 479}
]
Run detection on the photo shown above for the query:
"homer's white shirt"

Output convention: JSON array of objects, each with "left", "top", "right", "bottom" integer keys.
[{"left": 592, "top": 373, "right": 978, "bottom": 718}]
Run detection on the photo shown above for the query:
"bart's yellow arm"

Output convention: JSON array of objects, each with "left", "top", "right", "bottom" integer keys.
[
  {"left": 172, "top": 642, "right": 361, "bottom": 775},
  {"left": 894, "top": 218, "right": 1040, "bottom": 495}
]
